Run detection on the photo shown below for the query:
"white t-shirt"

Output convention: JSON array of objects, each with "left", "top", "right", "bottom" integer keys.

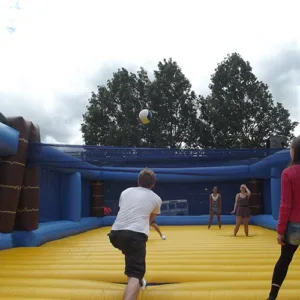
[{"left": 111, "top": 186, "right": 162, "bottom": 236}]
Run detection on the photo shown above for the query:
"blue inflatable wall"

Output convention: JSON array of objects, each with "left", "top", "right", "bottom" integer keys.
[
  {"left": 0, "top": 123, "right": 290, "bottom": 250},
  {"left": 102, "top": 180, "right": 247, "bottom": 215}
]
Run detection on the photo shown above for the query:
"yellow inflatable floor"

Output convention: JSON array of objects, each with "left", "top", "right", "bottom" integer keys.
[{"left": 0, "top": 225, "right": 299, "bottom": 299}]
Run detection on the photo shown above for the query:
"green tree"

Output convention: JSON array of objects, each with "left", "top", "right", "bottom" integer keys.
[
  {"left": 148, "top": 58, "right": 204, "bottom": 148},
  {"left": 81, "top": 59, "right": 208, "bottom": 148},
  {"left": 81, "top": 67, "right": 151, "bottom": 146},
  {"left": 199, "top": 53, "right": 298, "bottom": 148}
]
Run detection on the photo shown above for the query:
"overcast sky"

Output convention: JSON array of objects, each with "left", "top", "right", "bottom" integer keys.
[{"left": 0, "top": 0, "right": 300, "bottom": 144}]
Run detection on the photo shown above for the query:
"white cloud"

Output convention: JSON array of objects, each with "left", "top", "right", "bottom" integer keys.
[{"left": 0, "top": 0, "right": 300, "bottom": 144}]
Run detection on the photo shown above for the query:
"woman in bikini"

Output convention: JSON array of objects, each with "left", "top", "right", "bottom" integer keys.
[
  {"left": 231, "top": 184, "right": 251, "bottom": 236},
  {"left": 208, "top": 186, "right": 222, "bottom": 229}
]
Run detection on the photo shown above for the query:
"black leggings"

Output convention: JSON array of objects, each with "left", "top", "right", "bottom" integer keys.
[{"left": 271, "top": 242, "right": 298, "bottom": 287}]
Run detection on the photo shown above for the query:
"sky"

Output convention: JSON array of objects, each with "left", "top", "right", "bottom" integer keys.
[{"left": 0, "top": 0, "right": 300, "bottom": 145}]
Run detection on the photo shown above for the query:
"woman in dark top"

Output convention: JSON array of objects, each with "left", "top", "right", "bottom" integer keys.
[
  {"left": 231, "top": 184, "right": 251, "bottom": 236},
  {"left": 267, "top": 137, "right": 300, "bottom": 300},
  {"left": 208, "top": 186, "right": 222, "bottom": 229}
]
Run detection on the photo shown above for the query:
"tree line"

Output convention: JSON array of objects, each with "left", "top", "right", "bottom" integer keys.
[{"left": 81, "top": 53, "right": 298, "bottom": 149}]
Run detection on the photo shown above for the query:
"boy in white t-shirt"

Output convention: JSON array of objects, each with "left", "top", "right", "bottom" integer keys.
[{"left": 108, "top": 168, "right": 162, "bottom": 300}]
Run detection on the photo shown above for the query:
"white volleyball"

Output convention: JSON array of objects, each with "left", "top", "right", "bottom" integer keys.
[{"left": 139, "top": 109, "right": 152, "bottom": 125}]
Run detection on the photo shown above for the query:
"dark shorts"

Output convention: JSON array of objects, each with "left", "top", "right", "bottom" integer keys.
[
  {"left": 285, "top": 222, "right": 300, "bottom": 246},
  {"left": 211, "top": 207, "right": 220, "bottom": 214},
  {"left": 236, "top": 206, "right": 251, "bottom": 218},
  {"left": 108, "top": 230, "right": 148, "bottom": 280}
]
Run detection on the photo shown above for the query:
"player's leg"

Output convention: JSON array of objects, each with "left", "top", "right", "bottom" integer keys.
[
  {"left": 208, "top": 211, "right": 214, "bottom": 229},
  {"left": 243, "top": 217, "right": 249, "bottom": 236},
  {"left": 124, "top": 277, "right": 142, "bottom": 300},
  {"left": 108, "top": 230, "right": 122, "bottom": 250},
  {"left": 123, "top": 233, "right": 147, "bottom": 300},
  {"left": 234, "top": 216, "right": 242, "bottom": 236},
  {"left": 217, "top": 211, "right": 221, "bottom": 229},
  {"left": 267, "top": 243, "right": 298, "bottom": 299},
  {"left": 267, "top": 223, "right": 300, "bottom": 299},
  {"left": 151, "top": 222, "right": 166, "bottom": 240}
]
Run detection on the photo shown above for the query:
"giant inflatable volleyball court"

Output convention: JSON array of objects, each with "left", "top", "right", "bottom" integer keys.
[{"left": 0, "top": 116, "right": 299, "bottom": 299}]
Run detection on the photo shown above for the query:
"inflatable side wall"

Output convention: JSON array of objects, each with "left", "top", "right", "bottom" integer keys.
[
  {"left": 14, "top": 122, "right": 41, "bottom": 231},
  {"left": 0, "top": 117, "right": 40, "bottom": 233},
  {"left": 0, "top": 117, "right": 104, "bottom": 234}
]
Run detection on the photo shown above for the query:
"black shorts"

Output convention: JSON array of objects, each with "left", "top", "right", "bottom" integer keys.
[{"left": 108, "top": 230, "right": 148, "bottom": 280}]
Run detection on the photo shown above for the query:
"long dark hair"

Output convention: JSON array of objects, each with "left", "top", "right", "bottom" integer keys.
[{"left": 290, "top": 137, "right": 300, "bottom": 166}]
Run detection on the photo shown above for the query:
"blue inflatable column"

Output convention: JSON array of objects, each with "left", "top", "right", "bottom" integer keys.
[
  {"left": 61, "top": 172, "right": 82, "bottom": 222},
  {"left": 271, "top": 167, "right": 281, "bottom": 220}
]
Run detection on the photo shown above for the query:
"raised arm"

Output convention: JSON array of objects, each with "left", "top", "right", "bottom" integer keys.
[{"left": 244, "top": 185, "right": 251, "bottom": 198}]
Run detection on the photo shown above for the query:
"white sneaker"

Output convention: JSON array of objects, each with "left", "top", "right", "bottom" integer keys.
[
  {"left": 140, "top": 278, "right": 147, "bottom": 290},
  {"left": 161, "top": 235, "right": 166, "bottom": 240}
]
